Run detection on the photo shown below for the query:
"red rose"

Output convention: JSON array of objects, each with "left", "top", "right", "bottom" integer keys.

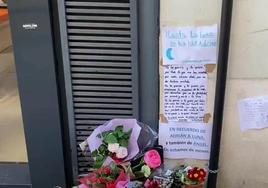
[
  {"left": 79, "top": 173, "right": 97, "bottom": 184},
  {"left": 144, "top": 150, "right": 161, "bottom": 169},
  {"left": 97, "top": 177, "right": 106, "bottom": 184},
  {"left": 97, "top": 168, "right": 103, "bottom": 174},
  {"left": 104, "top": 167, "right": 111, "bottom": 175},
  {"left": 106, "top": 181, "right": 116, "bottom": 188}
]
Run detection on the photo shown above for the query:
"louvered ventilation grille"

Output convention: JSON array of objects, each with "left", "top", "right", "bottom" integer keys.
[{"left": 64, "top": 0, "right": 135, "bottom": 174}]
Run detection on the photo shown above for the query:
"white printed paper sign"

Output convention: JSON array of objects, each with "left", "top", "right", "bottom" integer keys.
[
  {"left": 164, "top": 64, "right": 207, "bottom": 122},
  {"left": 238, "top": 96, "right": 268, "bottom": 131},
  {"left": 159, "top": 123, "right": 212, "bottom": 160},
  {"left": 162, "top": 25, "right": 218, "bottom": 65}
]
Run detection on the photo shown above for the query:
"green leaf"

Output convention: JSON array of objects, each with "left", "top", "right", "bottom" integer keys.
[
  {"left": 115, "top": 125, "right": 124, "bottom": 133},
  {"left": 98, "top": 131, "right": 112, "bottom": 139},
  {"left": 117, "top": 131, "right": 124, "bottom": 138},
  {"left": 91, "top": 150, "right": 98, "bottom": 157},
  {"left": 93, "top": 161, "right": 102, "bottom": 169},
  {"left": 119, "top": 139, "right": 128, "bottom": 147},
  {"left": 99, "top": 144, "right": 106, "bottom": 153},
  {"left": 123, "top": 134, "right": 129, "bottom": 139},
  {"left": 102, "top": 131, "right": 111, "bottom": 137},
  {"left": 110, "top": 162, "right": 119, "bottom": 174},
  {"left": 103, "top": 133, "right": 118, "bottom": 144},
  {"left": 96, "top": 155, "right": 104, "bottom": 162}
]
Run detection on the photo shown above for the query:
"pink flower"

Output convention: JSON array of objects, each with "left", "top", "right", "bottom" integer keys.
[
  {"left": 116, "top": 180, "right": 129, "bottom": 188},
  {"left": 144, "top": 150, "right": 161, "bottom": 169}
]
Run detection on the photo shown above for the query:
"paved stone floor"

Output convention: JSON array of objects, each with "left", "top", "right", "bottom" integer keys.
[{"left": 0, "top": 47, "right": 28, "bottom": 162}]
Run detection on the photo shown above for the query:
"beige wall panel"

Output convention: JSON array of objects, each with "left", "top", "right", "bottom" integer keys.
[
  {"left": 161, "top": 0, "right": 222, "bottom": 26},
  {"left": 218, "top": 80, "right": 268, "bottom": 188},
  {"left": 228, "top": 0, "right": 268, "bottom": 78}
]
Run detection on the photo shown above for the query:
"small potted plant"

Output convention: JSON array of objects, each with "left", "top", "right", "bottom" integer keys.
[
  {"left": 173, "top": 166, "right": 206, "bottom": 188},
  {"left": 181, "top": 167, "right": 206, "bottom": 188}
]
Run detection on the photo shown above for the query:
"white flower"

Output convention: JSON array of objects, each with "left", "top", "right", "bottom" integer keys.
[
  {"left": 116, "top": 147, "right": 128, "bottom": 159},
  {"left": 108, "top": 143, "right": 120, "bottom": 153}
]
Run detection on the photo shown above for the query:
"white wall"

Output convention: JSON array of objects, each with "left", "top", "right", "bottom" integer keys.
[{"left": 160, "top": 0, "right": 268, "bottom": 187}]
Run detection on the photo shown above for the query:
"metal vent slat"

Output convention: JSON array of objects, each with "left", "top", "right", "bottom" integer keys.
[
  {"left": 69, "top": 36, "right": 130, "bottom": 42},
  {"left": 77, "top": 131, "right": 93, "bottom": 136},
  {"left": 67, "top": 16, "right": 130, "bottom": 22},
  {"left": 68, "top": 28, "right": 130, "bottom": 35},
  {"left": 75, "top": 128, "right": 95, "bottom": 133},
  {"left": 63, "top": 0, "right": 136, "bottom": 175},
  {"left": 70, "top": 49, "right": 131, "bottom": 55},
  {"left": 74, "top": 103, "right": 132, "bottom": 109},
  {"left": 75, "top": 109, "right": 133, "bottom": 114},
  {"left": 71, "top": 61, "right": 131, "bottom": 68},
  {"left": 72, "top": 80, "right": 131, "bottom": 86},
  {"left": 78, "top": 157, "right": 92, "bottom": 162},
  {"left": 72, "top": 73, "right": 131, "bottom": 79},
  {"left": 75, "top": 119, "right": 106, "bottom": 125},
  {"left": 65, "top": 2, "right": 130, "bottom": 8},
  {"left": 69, "top": 42, "right": 131, "bottom": 48},
  {"left": 73, "top": 86, "right": 132, "bottom": 92},
  {"left": 70, "top": 56, "right": 130, "bottom": 62},
  {"left": 73, "top": 97, "right": 132, "bottom": 103},
  {"left": 71, "top": 67, "right": 131, "bottom": 73},
  {"left": 75, "top": 114, "right": 131, "bottom": 120},
  {"left": 73, "top": 91, "right": 132, "bottom": 98},
  {"left": 66, "top": 8, "right": 130, "bottom": 15},
  {"left": 67, "top": 22, "right": 130, "bottom": 28},
  {"left": 75, "top": 120, "right": 108, "bottom": 125}
]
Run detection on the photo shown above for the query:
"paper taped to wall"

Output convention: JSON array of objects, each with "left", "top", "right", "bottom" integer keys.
[
  {"left": 159, "top": 122, "right": 212, "bottom": 160},
  {"left": 163, "top": 64, "right": 207, "bottom": 122},
  {"left": 238, "top": 96, "right": 268, "bottom": 131},
  {"left": 162, "top": 24, "right": 218, "bottom": 65}
]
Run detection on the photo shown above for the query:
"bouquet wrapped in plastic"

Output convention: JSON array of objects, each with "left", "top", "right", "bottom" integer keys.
[
  {"left": 81, "top": 119, "right": 158, "bottom": 167},
  {"left": 76, "top": 119, "right": 160, "bottom": 188}
]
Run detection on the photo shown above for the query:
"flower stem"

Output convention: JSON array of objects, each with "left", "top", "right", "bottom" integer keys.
[{"left": 132, "top": 161, "right": 144, "bottom": 171}]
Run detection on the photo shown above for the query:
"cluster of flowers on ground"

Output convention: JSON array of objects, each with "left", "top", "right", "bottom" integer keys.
[{"left": 73, "top": 119, "right": 207, "bottom": 188}]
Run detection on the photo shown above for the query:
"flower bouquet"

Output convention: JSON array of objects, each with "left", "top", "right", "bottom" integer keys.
[
  {"left": 78, "top": 163, "right": 128, "bottom": 188},
  {"left": 86, "top": 119, "right": 142, "bottom": 167},
  {"left": 76, "top": 119, "right": 161, "bottom": 188}
]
